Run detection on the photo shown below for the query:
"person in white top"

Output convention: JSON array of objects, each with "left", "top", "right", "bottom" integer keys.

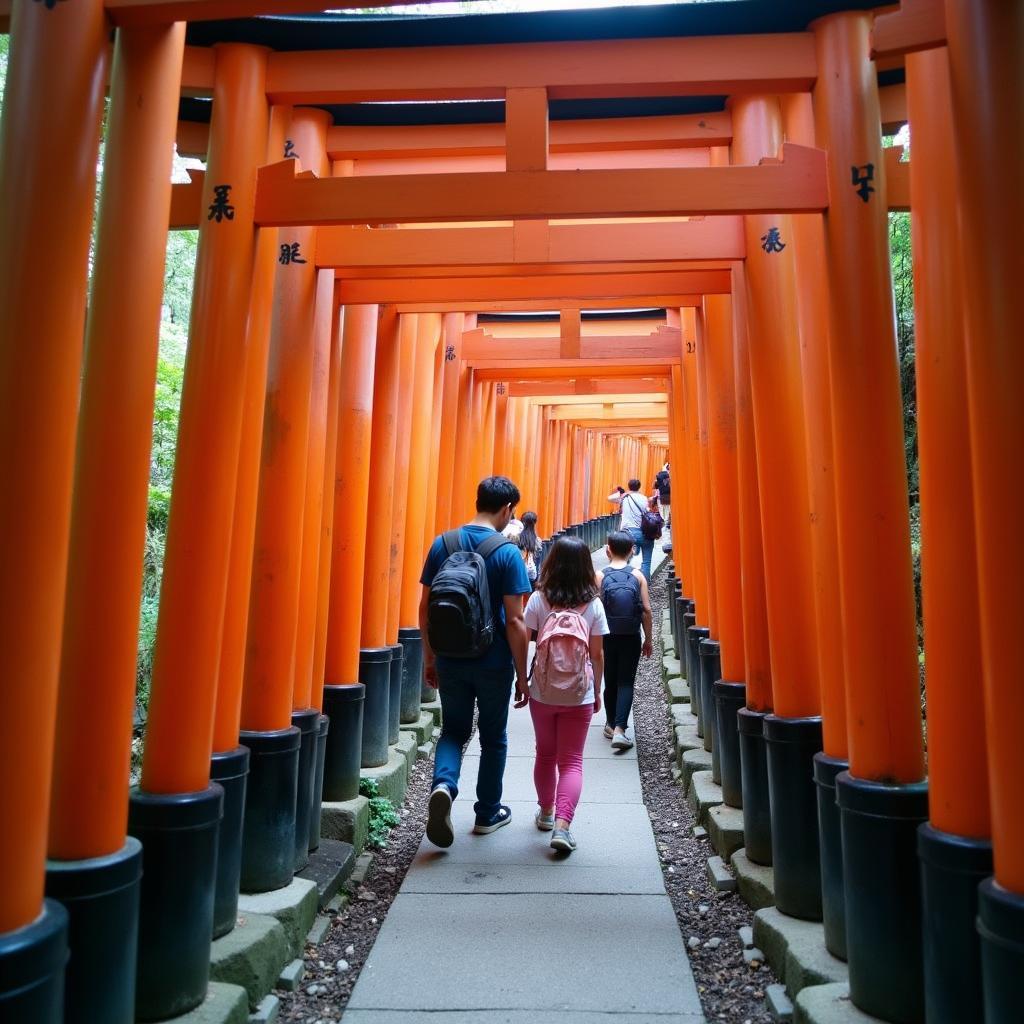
[
  {"left": 522, "top": 535, "right": 608, "bottom": 853},
  {"left": 607, "top": 478, "right": 657, "bottom": 580}
]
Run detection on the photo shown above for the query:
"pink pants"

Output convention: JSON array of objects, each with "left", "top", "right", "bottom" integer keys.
[{"left": 529, "top": 700, "right": 594, "bottom": 824}]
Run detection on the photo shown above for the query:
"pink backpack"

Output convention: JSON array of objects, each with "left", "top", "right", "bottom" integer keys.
[{"left": 532, "top": 606, "right": 592, "bottom": 705}]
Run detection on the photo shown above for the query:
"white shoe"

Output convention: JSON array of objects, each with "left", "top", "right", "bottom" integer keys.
[
  {"left": 426, "top": 784, "right": 454, "bottom": 848},
  {"left": 535, "top": 810, "right": 555, "bottom": 831},
  {"left": 611, "top": 731, "right": 634, "bottom": 750}
]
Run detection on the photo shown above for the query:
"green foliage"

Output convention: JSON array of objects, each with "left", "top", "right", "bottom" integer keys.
[
  {"left": 163, "top": 230, "right": 199, "bottom": 325},
  {"left": 149, "top": 323, "right": 187, "bottom": 530},
  {"left": 359, "top": 778, "right": 401, "bottom": 849}
]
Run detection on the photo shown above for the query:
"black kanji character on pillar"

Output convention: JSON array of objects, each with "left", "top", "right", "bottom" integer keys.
[
  {"left": 208, "top": 185, "right": 235, "bottom": 223},
  {"left": 445, "top": 345, "right": 457, "bottom": 362},
  {"left": 279, "top": 242, "right": 307, "bottom": 265},
  {"left": 33, "top": 0, "right": 68, "bottom": 9},
  {"left": 760, "top": 226, "right": 786, "bottom": 253},
  {"left": 284, "top": 139, "right": 298, "bottom": 159},
  {"left": 851, "top": 163, "right": 875, "bottom": 203},
  {"left": 496, "top": 383, "right": 507, "bottom": 395}
]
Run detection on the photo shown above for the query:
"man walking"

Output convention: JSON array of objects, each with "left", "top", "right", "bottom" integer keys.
[
  {"left": 419, "top": 476, "right": 531, "bottom": 847},
  {"left": 613, "top": 478, "right": 657, "bottom": 581}
]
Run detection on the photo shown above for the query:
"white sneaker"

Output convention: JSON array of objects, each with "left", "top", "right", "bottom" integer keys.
[
  {"left": 550, "top": 828, "right": 577, "bottom": 853},
  {"left": 426, "top": 784, "right": 454, "bottom": 848},
  {"left": 535, "top": 810, "right": 555, "bottom": 831},
  {"left": 611, "top": 731, "right": 634, "bottom": 750}
]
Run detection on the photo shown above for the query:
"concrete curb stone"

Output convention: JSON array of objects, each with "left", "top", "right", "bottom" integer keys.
[
  {"left": 320, "top": 795, "right": 370, "bottom": 854},
  {"left": 732, "top": 848, "right": 776, "bottom": 910},
  {"left": 168, "top": 981, "right": 249, "bottom": 1024},
  {"left": 360, "top": 747, "right": 409, "bottom": 806},
  {"left": 666, "top": 679, "right": 691, "bottom": 704},
  {"left": 794, "top": 983, "right": 882, "bottom": 1024},
  {"left": 237, "top": 877, "right": 318, "bottom": 961},
  {"left": 707, "top": 803, "right": 745, "bottom": 861},
  {"left": 753, "top": 907, "right": 849, "bottom": 998},
  {"left": 209, "top": 913, "right": 289, "bottom": 1011},
  {"left": 686, "top": 769, "right": 724, "bottom": 825},
  {"left": 681, "top": 747, "right": 713, "bottom": 788}
]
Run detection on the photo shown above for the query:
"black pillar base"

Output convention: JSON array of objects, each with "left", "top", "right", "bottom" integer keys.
[
  {"left": 238, "top": 727, "right": 300, "bottom": 893},
  {"left": 686, "top": 622, "right": 707, "bottom": 737},
  {"left": 209, "top": 746, "right": 249, "bottom": 939},
  {"left": 397, "top": 627, "right": 424, "bottom": 725},
  {"left": 681, "top": 608, "right": 696, "bottom": 687},
  {"left": 360, "top": 647, "right": 392, "bottom": 768},
  {"left": 128, "top": 785, "right": 223, "bottom": 1021},
  {"left": 291, "top": 709, "right": 320, "bottom": 872},
  {"left": 671, "top": 581, "right": 683, "bottom": 646},
  {"left": 812, "top": 752, "right": 848, "bottom": 961},
  {"left": 308, "top": 714, "right": 329, "bottom": 853},
  {"left": 918, "top": 823, "right": 991, "bottom": 1024},
  {"left": 322, "top": 684, "right": 365, "bottom": 802},
  {"left": 0, "top": 899, "right": 67, "bottom": 1022},
  {"left": 45, "top": 839, "right": 142, "bottom": 1024},
  {"left": 387, "top": 643, "right": 404, "bottom": 745},
  {"left": 713, "top": 680, "right": 745, "bottom": 808},
  {"left": 699, "top": 638, "right": 721, "bottom": 771},
  {"left": 837, "top": 771, "right": 928, "bottom": 1023},
  {"left": 737, "top": 707, "right": 772, "bottom": 865},
  {"left": 979, "top": 877, "right": 1024, "bottom": 1024},
  {"left": 765, "top": 715, "right": 823, "bottom": 921}
]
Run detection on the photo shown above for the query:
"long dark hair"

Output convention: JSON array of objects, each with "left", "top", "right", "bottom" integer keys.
[
  {"left": 539, "top": 536, "right": 598, "bottom": 608},
  {"left": 517, "top": 510, "right": 539, "bottom": 554}
]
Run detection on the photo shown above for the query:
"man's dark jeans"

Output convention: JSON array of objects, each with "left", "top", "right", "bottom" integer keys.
[{"left": 432, "top": 662, "right": 514, "bottom": 821}]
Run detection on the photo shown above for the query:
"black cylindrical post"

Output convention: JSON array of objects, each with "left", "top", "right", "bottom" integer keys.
[
  {"left": 291, "top": 709, "right": 320, "bottom": 871},
  {"left": 737, "top": 708, "right": 772, "bottom": 864},
  {"left": 699, "top": 638, "right": 720, "bottom": 769},
  {"left": 397, "top": 627, "right": 424, "bottom": 725},
  {"left": 322, "top": 683, "right": 365, "bottom": 801},
  {"left": 978, "top": 877, "right": 1024, "bottom": 1024},
  {"left": 309, "top": 714, "right": 329, "bottom": 852},
  {"left": 764, "top": 715, "right": 823, "bottom": 920},
  {"left": 837, "top": 771, "right": 928, "bottom": 1022},
  {"left": 128, "top": 785, "right": 223, "bottom": 1021},
  {"left": 45, "top": 840, "right": 141, "bottom": 1024},
  {"left": 238, "top": 727, "right": 300, "bottom": 893},
  {"left": 918, "top": 824, "right": 991, "bottom": 1024},
  {"left": 713, "top": 681, "right": 745, "bottom": 807},
  {"left": 0, "top": 900, "right": 67, "bottom": 1022},
  {"left": 686, "top": 621, "right": 706, "bottom": 735},
  {"left": 813, "top": 752, "right": 848, "bottom": 960},
  {"left": 360, "top": 646, "right": 392, "bottom": 768},
  {"left": 209, "top": 745, "right": 250, "bottom": 938},
  {"left": 386, "top": 642, "right": 404, "bottom": 745}
]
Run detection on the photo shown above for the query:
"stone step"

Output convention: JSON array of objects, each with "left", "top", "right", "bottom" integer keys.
[
  {"left": 661, "top": 655, "right": 683, "bottom": 682},
  {"left": 687, "top": 769, "right": 724, "bottom": 825},
  {"left": 170, "top": 981, "right": 249, "bottom": 1024},
  {"left": 401, "top": 710, "right": 436, "bottom": 745},
  {"left": 753, "top": 906, "right": 849, "bottom": 1000},
  {"left": 681, "top": 747, "right": 713, "bottom": 789},
  {"left": 793, "top": 983, "right": 883, "bottom": 1024},
  {"left": 707, "top": 803, "right": 745, "bottom": 862},
  {"left": 320, "top": 795, "right": 370, "bottom": 855},
  {"left": 210, "top": 914, "right": 289, "bottom": 1012},
  {"left": 421, "top": 698, "right": 442, "bottom": 726},
  {"left": 706, "top": 854, "right": 737, "bottom": 892},
  {"left": 296, "top": 838, "right": 356, "bottom": 910},
  {"left": 360, "top": 746, "right": 410, "bottom": 806},
  {"left": 732, "top": 848, "right": 776, "bottom": 911},
  {"left": 766, "top": 983, "right": 794, "bottom": 1023},
  {"left": 666, "top": 679, "right": 690, "bottom": 705},
  {"left": 237, "top": 877, "right": 318, "bottom": 961}
]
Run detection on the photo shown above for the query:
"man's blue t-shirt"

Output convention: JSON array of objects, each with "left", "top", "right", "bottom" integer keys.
[{"left": 420, "top": 524, "right": 532, "bottom": 672}]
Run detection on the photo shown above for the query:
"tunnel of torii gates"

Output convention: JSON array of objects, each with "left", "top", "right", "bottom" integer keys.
[{"left": 0, "top": 0, "right": 1020, "bottom": 1021}]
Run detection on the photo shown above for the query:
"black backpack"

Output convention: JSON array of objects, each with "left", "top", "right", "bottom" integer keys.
[
  {"left": 602, "top": 567, "right": 643, "bottom": 635},
  {"left": 426, "top": 530, "right": 512, "bottom": 658},
  {"left": 640, "top": 505, "right": 665, "bottom": 541}
]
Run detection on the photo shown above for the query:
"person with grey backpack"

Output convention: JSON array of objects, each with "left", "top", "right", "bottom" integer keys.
[{"left": 597, "top": 531, "right": 653, "bottom": 749}]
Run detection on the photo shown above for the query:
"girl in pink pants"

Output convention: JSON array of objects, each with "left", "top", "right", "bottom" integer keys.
[{"left": 523, "top": 536, "right": 609, "bottom": 853}]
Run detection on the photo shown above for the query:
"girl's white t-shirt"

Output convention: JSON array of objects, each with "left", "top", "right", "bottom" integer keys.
[
  {"left": 617, "top": 491, "right": 648, "bottom": 531},
  {"left": 524, "top": 592, "right": 610, "bottom": 705}
]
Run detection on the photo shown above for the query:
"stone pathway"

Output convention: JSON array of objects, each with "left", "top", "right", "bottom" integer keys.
[{"left": 344, "top": 539, "right": 703, "bottom": 1023}]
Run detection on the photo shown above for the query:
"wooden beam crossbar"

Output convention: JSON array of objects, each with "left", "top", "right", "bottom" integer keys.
[
  {"left": 253, "top": 144, "right": 828, "bottom": 227},
  {"left": 462, "top": 326, "right": 681, "bottom": 362}
]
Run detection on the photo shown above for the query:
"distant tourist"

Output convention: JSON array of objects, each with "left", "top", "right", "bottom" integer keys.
[
  {"left": 653, "top": 462, "right": 671, "bottom": 528},
  {"left": 609, "top": 478, "right": 657, "bottom": 580},
  {"left": 523, "top": 535, "right": 609, "bottom": 853},
  {"left": 597, "top": 531, "right": 654, "bottom": 750},
  {"left": 420, "top": 476, "right": 532, "bottom": 848},
  {"left": 515, "top": 510, "right": 543, "bottom": 591}
]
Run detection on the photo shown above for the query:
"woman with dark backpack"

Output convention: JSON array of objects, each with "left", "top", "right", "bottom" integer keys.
[{"left": 597, "top": 531, "right": 653, "bottom": 750}]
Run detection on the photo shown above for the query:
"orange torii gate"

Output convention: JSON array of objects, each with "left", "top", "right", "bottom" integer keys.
[{"left": 0, "top": 2, "right": 1020, "bottom": 1024}]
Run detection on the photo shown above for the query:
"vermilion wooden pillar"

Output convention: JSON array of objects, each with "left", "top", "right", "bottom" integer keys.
[
  {"left": 322, "top": 304, "right": 378, "bottom": 800},
  {"left": 943, "top": 1, "right": 1024, "bottom": 1013},
  {"left": 731, "top": 262, "right": 775, "bottom": 868},
  {"left": 813, "top": 12, "right": 927, "bottom": 1018},
  {"left": 780, "top": 90, "right": 850, "bottom": 960},
  {"left": 40, "top": 25, "right": 183, "bottom": 1022},
  {"left": 133, "top": 42, "right": 270, "bottom": 1020},
  {"left": 694, "top": 310, "right": 719, "bottom": 640},
  {"left": 359, "top": 307, "right": 402, "bottom": 767},
  {"left": 422, "top": 326, "right": 446, "bottom": 548},
  {"left": 433, "top": 313, "right": 464, "bottom": 532},
  {"left": 213, "top": 104, "right": 288, "bottom": 761},
  {"left": 681, "top": 317, "right": 709, "bottom": 626},
  {"left": 450, "top": 360, "right": 476, "bottom": 526},
  {"left": 904, "top": 46, "right": 991, "bottom": 1024},
  {"left": 0, "top": 5, "right": 106, "bottom": 980}
]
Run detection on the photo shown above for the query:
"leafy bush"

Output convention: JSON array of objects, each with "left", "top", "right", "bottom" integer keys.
[{"left": 358, "top": 777, "right": 401, "bottom": 849}]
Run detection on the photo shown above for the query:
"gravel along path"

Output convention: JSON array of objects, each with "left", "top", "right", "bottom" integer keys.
[
  {"left": 637, "top": 570, "right": 779, "bottom": 1024},
  {"left": 278, "top": 568, "right": 779, "bottom": 1024}
]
